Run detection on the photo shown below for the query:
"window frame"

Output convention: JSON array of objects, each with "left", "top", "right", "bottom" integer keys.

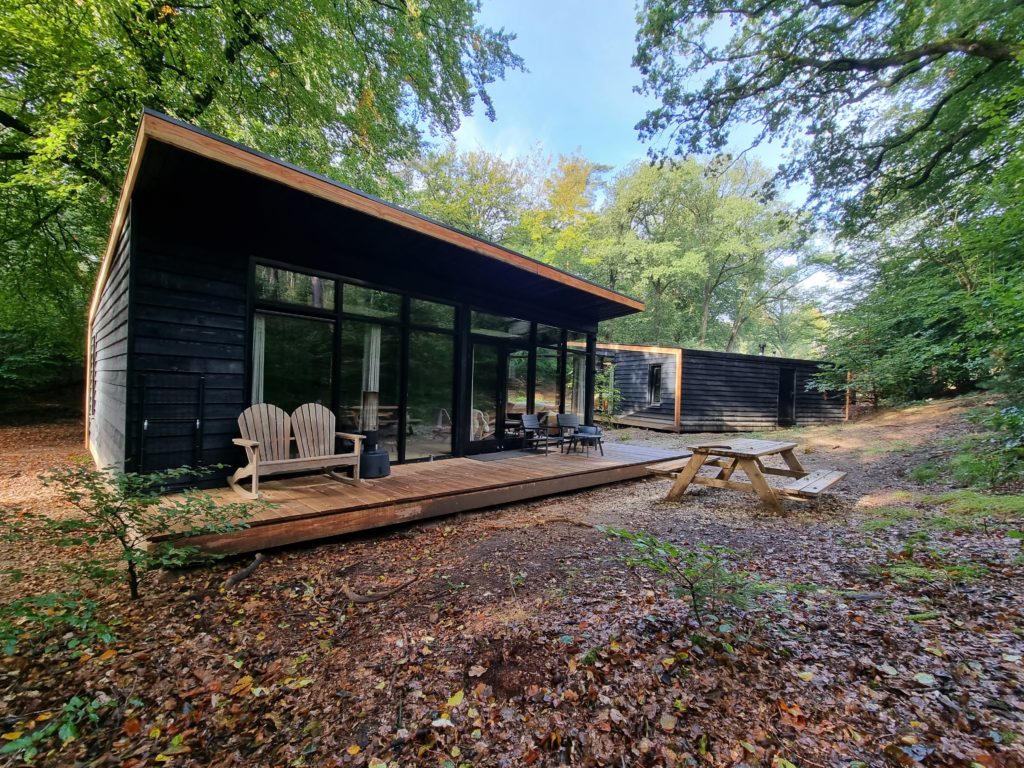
[{"left": 648, "top": 363, "right": 663, "bottom": 406}]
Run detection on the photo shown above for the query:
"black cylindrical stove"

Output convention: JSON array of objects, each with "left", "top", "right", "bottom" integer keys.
[{"left": 359, "top": 429, "right": 391, "bottom": 478}]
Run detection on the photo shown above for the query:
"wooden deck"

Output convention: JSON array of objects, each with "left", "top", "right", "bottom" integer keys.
[
  {"left": 609, "top": 414, "right": 683, "bottom": 432},
  {"left": 164, "top": 443, "right": 688, "bottom": 553}
]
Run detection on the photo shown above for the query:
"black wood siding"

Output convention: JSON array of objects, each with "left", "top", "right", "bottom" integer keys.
[
  {"left": 678, "top": 350, "right": 779, "bottom": 432},
  {"left": 89, "top": 209, "right": 132, "bottom": 469},
  {"left": 125, "top": 201, "right": 248, "bottom": 474},
  {"left": 611, "top": 348, "right": 845, "bottom": 432},
  {"left": 612, "top": 351, "right": 676, "bottom": 424},
  {"left": 795, "top": 362, "right": 847, "bottom": 424}
]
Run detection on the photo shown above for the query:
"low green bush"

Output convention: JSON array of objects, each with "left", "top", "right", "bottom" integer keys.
[{"left": 602, "top": 528, "right": 765, "bottom": 626}]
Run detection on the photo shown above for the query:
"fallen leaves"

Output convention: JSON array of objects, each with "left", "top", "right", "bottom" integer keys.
[{"left": 2, "top": 405, "right": 1023, "bottom": 767}]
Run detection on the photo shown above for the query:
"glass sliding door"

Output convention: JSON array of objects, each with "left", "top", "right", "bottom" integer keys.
[
  {"left": 506, "top": 349, "right": 529, "bottom": 417},
  {"left": 470, "top": 342, "right": 500, "bottom": 445},
  {"left": 251, "top": 312, "right": 333, "bottom": 413},
  {"left": 339, "top": 320, "right": 401, "bottom": 460},
  {"left": 406, "top": 331, "right": 455, "bottom": 460}
]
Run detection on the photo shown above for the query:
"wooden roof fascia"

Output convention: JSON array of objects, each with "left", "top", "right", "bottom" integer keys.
[
  {"left": 594, "top": 342, "right": 681, "bottom": 356},
  {"left": 85, "top": 120, "right": 151, "bottom": 449}
]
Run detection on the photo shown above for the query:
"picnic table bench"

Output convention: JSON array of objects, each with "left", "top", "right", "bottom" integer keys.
[{"left": 647, "top": 439, "right": 845, "bottom": 512}]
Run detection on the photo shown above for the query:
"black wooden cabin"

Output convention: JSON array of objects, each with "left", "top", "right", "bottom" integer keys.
[
  {"left": 87, "top": 111, "right": 643, "bottom": 477},
  {"left": 598, "top": 344, "right": 847, "bottom": 432}
]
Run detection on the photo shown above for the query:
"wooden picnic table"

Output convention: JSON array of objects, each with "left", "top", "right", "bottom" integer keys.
[{"left": 647, "top": 438, "right": 845, "bottom": 512}]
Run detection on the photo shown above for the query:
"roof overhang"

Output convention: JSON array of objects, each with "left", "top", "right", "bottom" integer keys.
[{"left": 88, "top": 110, "right": 643, "bottom": 328}]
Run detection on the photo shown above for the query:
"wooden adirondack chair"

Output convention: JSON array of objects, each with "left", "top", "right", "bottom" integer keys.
[{"left": 228, "top": 403, "right": 364, "bottom": 499}]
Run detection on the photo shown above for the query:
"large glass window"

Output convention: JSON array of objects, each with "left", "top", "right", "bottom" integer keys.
[
  {"left": 255, "top": 265, "right": 335, "bottom": 310},
  {"left": 410, "top": 298, "right": 455, "bottom": 329},
  {"left": 252, "top": 312, "right": 333, "bottom": 413},
  {"left": 339, "top": 320, "right": 401, "bottom": 460},
  {"left": 471, "top": 311, "right": 530, "bottom": 341},
  {"left": 506, "top": 349, "right": 529, "bottom": 416},
  {"left": 566, "top": 349, "right": 588, "bottom": 417},
  {"left": 406, "top": 331, "right": 455, "bottom": 460},
  {"left": 533, "top": 347, "right": 561, "bottom": 417},
  {"left": 343, "top": 284, "right": 401, "bottom": 320},
  {"left": 470, "top": 344, "right": 499, "bottom": 442}
]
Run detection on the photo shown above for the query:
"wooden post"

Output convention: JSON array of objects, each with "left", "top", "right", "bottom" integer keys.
[{"left": 845, "top": 370, "right": 853, "bottom": 421}]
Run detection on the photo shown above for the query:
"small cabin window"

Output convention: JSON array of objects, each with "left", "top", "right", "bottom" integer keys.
[
  {"left": 648, "top": 364, "right": 663, "bottom": 406},
  {"left": 255, "top": 264, "right": 335, "bottom": 310}
]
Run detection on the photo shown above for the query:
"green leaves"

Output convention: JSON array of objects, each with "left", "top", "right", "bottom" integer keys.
[
  {"left": 40, "top": 462, "right": 260, "bottom": 599},
  {"left": 0, "top": 0, "right": 522, "bottom": 392},
  {"left": 601, "top": 527, "right": 764, "bottom": 626}
]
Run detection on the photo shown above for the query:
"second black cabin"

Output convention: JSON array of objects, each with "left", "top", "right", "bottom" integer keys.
[{"left": 598, "top": 344, "right": 847, "bottom": 432}]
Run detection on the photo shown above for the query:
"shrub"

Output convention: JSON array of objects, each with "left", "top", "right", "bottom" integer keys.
[
  {"left": 0, "top": 592, "right": 115, "bottom": 656},
  {"left": 602, "top": 528, "right": 764, "bottom": 626},
  {"left": 40, "top": 463, "right": 259, "bottom": 600},
  {"left": 0, "top": 694, "right": 115, "bottom": 763}
]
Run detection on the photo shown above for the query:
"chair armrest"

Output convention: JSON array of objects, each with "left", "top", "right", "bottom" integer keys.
[
  {"left": 233, "top": 438, "right": 259, "bottom": 448},
  {"left": 336, "top": 432, "right": 365, "bottom": 442}
]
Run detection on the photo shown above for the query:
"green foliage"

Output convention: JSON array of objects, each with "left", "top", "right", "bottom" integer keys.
[
  {"left": 908, "top": 410, "right": 1024, "bottom": 489},
  {"left": 602, "top": 528, "right": 764, "bottom": 626},
  {"left": 0, "top": 592, "right": 115, "bottom": 656},
  {"left": 0, "top": 695, "right": 114, "bottom": 763},
  {"left": 594, "top": 364, "right": 622, "bottom": 425},
  {"left": 923, "top": 490, "right": 1024, "bottom": 518},
  {"left": 870, "top": 561, "right": 988, "bottom": 585},
  {"left": 0, "top": 0, "right": 523, "bottom": 390},
  {"left": 636, "top": 0, "right": 1024, "bottom": 404},
  {"left": 402, "top": 147, "right": 828, "bottom": 355},
  {"left": 400, "top": 143, "right": 537, "bottom": 243},
  {"left": 41, "top": 463, "right": 258, "bottom": 599},
  {"left": 634, "top": 0, "right": 1024, "bottom": 229},
  {"left": 858, "top": 507, "right": 921, "bottom": 532}
]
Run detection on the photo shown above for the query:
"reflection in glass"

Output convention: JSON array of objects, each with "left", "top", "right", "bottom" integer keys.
[
  {"left": 470, "top": 344, "right": 498, "bottom": 442},
  {"left": 343, "top": 284, "right": 401, "bottom": 319},
  {"left": 566, "top": 350, "right": 588, "bottom": 416},
  {"left": 471, "top": 311, "right": 530, "bottom": 340},
  {"left": 536, "top": 323, "right": 562, "bottom": 346},
  {"left": 252, "top": 313, "right": 333, "bottom": 413},
  {"left": 255, "top": 265, "right": 335, "bottom": 310},
  {"left": 406, "top": 331, "right": 454, "bottom": 460},
  {"left": 410, "top": 298, "right": 455, "bottom": 329},
  {"left": 340, "top": 320, "right": 401, "bottom": 460},
  {"left": 506, "top": 349, "right": 529, "bottom": 416},
  {"left": 533, "top": 347, "right": 561, "bottom": 416}
]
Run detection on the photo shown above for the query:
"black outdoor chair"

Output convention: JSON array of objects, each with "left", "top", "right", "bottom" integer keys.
[
  {"left": 521, "top": 413, "right": 563, "bottom": 454},
  {"left": 573, "top": 424, "right": 604, "bottom": 456},
  {"left": 556, "top": 413, "right": 580, "bottom": 453}
]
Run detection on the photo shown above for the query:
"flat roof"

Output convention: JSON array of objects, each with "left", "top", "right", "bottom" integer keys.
[
  {"left": 89, "top": 110, "right": 643, "bottom": 326},
  {"left": 595, "top": 342, "right": 826, "bottom": 366}
]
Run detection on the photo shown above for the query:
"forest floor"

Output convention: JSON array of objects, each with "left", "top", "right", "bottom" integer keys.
[{"left": 1, "top": 395, "right": 1023, "bottom": 767}]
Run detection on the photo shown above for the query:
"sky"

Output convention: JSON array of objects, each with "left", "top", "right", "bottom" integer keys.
[{"left": 449, "top": 0, "right": 791, "bottom": 187}]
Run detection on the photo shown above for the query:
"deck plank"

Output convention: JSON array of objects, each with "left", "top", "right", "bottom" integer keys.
[{"left": 162, "top": 443, "right": 687, "bottom": 553}]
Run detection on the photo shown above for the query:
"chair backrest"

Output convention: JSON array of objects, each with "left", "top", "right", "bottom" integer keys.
[
  {"left": 521, "top": 413, "right": 541, "bottom": 430},
  {"left": 238, "top": 404, "right": 291, "bottom": 462},
  {"left": 577, "top": 425, "right": 601, "bottom": 436},
  {"left": 435, "top": 408, "right": 452, "bottom": 429},
  {"left": 556, "top": 413, "right": 580, "bottom": 430},
  {"left": 291, "top": 403, "right": 337, "bottom": 458},
  {"left": 471, "top": 408, "right": 490, "bottom": 440}
]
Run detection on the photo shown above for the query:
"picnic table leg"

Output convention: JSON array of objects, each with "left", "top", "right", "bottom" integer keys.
[
  {"left": 665, "top": 452, "right": 708, "bottom": 502},
  {"left": 780, "top": 449, "right": 807, "bottom": 476},
  {"left": 719, "top": 457, "right": 739, "bottom": 481},
  {"left": 737, "top": 458, "right": 782, "bottom": 513}
]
